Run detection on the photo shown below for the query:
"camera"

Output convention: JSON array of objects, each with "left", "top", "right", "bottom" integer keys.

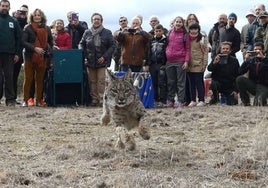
[
  {"left": 247, "top": 51, "right": 258, "bottom": 56},
  {"left": 18, "top": 10, "right": 27, "bottom": 15},
  {"left": 128, "top": 28, "right": 136, "bottom": 33},
  {"left": 218, "top": 54, "right": 228, "bottom": 64}
]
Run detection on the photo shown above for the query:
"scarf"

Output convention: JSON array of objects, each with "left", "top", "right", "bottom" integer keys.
[
  {"left": 189, "top": 33, "right": 198, "bottom": 41},
  {"left": 31, "top": 22, "right": 48, "bottom": 67},
  {"left": 189, "top": 33, "right": 207, "bottom": 54},
  {"left": 91, "top": 25, "right": 104, "bottom": 47}
]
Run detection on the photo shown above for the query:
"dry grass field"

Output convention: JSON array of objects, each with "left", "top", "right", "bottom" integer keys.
[{"left": 0, "top": 104, "right": 267, "bottom": 187}]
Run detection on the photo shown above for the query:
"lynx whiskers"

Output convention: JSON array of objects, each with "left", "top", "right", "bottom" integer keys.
[{"left": 101, "top": 69, "right": 150, "bottom": 151}]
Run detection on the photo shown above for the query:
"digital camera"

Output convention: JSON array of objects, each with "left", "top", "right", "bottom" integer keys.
[
  {"left": 128, "top": 28, "right": 136, "bottom": 33},
  {"left": 218, "top": 54, "right": 228, "bottom": 64},
  {"left": 247, "top": 51, "right": 258, "bottom": 57}
]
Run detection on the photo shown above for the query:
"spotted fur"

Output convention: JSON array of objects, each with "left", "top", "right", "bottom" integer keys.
[{"left": 101, "top": 69, "right": 150, "bottom": 150}]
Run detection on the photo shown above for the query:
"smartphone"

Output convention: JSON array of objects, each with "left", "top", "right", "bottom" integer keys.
[{"left": 71, "top": 13, "right": 79, "bottom": 21}]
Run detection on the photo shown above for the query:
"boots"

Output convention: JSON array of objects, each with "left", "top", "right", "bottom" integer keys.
[{"left": 209, "top": 91, "right": 219, "bottom": 105}]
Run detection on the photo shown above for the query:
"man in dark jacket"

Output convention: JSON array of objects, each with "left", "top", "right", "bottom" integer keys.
[
  {"left": 208, "top": 14, "right": 227, "bottom": 59},
  {"left": 113, "top": 16, "right": 129, "bottom": 71},
  {"left": 66, "top": 11, "right": 88, "bottom": 49},
  {"left": 236, "top": 42, "right": 268, "bottom": 106},
  {"left": 12, "top": 4, "right": 28, "bottom": 104},
  {"left": 246, "top": 4, "right": 266, "bottom": 51},
  {"left": 79, "top": 13, "right": 115, "bottom": 106},
  {"left": 218, "top": 13, "right": 241, "bottom": 57},
  {"left": 147, "top": 24, "right": 167, "bottom": 106},
  {"left": 0, "top": 0, "right": 21, "bottom": 106},
  {"left": 207, "top": 41, "right": 240, "bottom": 105}
]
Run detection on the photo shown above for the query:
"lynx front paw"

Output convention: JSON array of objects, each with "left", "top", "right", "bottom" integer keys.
[
  {"left": 101, "top": 114, "right": 110, "bottom": 126},
  {"left": 138, "top": 126, "right": 150, "bottom": 140},
  {"left": 125, "top": 134, "right": 136, "bottom": 151}
]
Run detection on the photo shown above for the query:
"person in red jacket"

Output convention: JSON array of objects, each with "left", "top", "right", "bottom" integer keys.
[{"left": 54, "top": 19, "right": 72, "bottom": 49}]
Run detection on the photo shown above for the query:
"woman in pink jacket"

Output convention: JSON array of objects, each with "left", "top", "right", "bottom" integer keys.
[{"left": 165, "top": 16, "right": 190, "bottom": 108}]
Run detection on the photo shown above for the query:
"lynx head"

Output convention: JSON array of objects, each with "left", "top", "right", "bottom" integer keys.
[{"left": 105, "top": 69, "right": 137, "bottom": 107}]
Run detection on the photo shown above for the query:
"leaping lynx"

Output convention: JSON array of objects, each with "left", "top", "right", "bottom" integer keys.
[{"left": 101, "top": 69, "right": 150, "bottom": 150}]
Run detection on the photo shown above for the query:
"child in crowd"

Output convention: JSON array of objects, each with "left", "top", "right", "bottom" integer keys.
[
  {"left": 187, "top": 23, "right": 209, "bottom": 107},
  {"left": 165, "top": 16, "right": 190, "bottom": 107},
  {"left": 147, "top": 24, "right": 167, "bottom": 107}
]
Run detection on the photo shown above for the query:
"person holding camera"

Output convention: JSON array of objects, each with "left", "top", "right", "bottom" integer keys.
[
  {"left": 236, "top": 42, "right": 268, "bottom": 106},
  {"left": 66, "top": 11, "right": 88, "bottom": 49},
  {"left": 113, "top": 16, "right": 129, "bottom": 71},
  {"left": 207, "top": 41, "right": 240, "bottom": 105},
  {"left": 21, "top": 8, "right": 53, "bottom": 107},
  {"left": 114, "top": 16, "right": 152, "bottom": 72}
]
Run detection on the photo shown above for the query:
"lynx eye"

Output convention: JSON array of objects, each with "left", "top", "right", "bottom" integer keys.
[
  {"left": 124, "top": 87, "right": 132, "bottom": 94},
  {"left": 110, "top": 87, "right": 118, "bottom": 94}
]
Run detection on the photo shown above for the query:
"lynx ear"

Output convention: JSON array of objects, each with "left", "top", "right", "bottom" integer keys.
[
  {"left": 124, "top": 68, "right": 132, "bottom": 80},
  {"left": 106, "top": 69, "right": 115, "bottom": 84}
]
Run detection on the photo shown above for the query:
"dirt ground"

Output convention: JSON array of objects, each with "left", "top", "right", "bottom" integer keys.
[{"left": 0, "top": 104, "right": 267, "bottom": 187}]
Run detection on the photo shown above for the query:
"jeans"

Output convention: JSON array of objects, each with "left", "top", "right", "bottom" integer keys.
[{"left": 187, "top": 72, "right": 205, "bottom": 102}]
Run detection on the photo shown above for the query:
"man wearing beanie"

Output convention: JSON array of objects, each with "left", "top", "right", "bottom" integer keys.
[{"left": 218, "top": 13, "right": 241, "bottom": 57}]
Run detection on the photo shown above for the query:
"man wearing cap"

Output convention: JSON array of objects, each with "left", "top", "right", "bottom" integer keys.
[
  {"left": 254, "top": 11, "right": 268, "bottom": 58},
  {"left": 246, "top": 4, "right": 266, "bottom": 51},
  {"left": 218, "top": 13, "right": 241, "bottom": 57},
  {"left": 0, "top": 0, "right": 21, "bottom": 106},
  {"left": 241, "top": 10, "right": 256, "bottom": 60}
]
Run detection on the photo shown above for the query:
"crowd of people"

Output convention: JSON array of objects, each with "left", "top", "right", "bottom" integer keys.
[{"left": 0, "top": 0, "right": 267, "bottom": 107}]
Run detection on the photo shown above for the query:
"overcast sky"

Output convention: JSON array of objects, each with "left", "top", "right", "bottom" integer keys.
[{"left": 10, "top": 0, "right": 265, "bottom": 34}]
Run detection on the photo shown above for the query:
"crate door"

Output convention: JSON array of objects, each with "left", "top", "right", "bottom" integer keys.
[{"left": 53, "top": 49, "right": 83, "bottom": 83}]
